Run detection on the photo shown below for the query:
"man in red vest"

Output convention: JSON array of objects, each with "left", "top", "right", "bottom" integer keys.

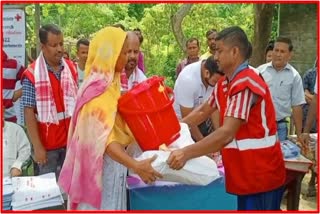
[
  {"left": 21, "top": 24, "right": 78, "bottom": 179},
  {"left": 167, "top": 26, "right": 286, "bottom": 210},
  {"left": 2, "top": 50, "right": 25, "bottom": 123}
]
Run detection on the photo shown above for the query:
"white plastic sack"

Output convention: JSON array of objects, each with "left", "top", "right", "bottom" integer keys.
[
  {"left": 130, "top": 123, "right": 220, "bottom": 185},
  {"left": 168, "top": 123, "right": 195, "bottom": 149},
  {"left": 134, "top": 150, "right": 220, "bottom": 185},
  {"left": 127, "top": 123, "right": 193, "bottom": 158}
]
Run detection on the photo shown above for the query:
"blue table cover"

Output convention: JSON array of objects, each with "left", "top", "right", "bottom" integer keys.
[{"left": 127, "top": 175, "right": 237, "bottom": 210}]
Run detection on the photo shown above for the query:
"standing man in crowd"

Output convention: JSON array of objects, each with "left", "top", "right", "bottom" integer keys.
[
  {"left": 120, "top": 32, "right": 146, "bottom": 93},
  {"left": 301, "top": 70, "right": 318, "bottom": 197},
  {"left": 21, "top": 24, "right": 78, "bottom": 179},
  {"left": 168, "top": 26, "right": 286, "bottom": 210},
  {"left": 133, "top": 28, "right": 146, "bottom": 73},
  {"left": 200, "top": 29, "right": 217, "bottom": 60},
  {"left": 173, "top": 56, "right": 223, "bottom": 141},
  {"left": 302, "top": 60, "right": 318, "bottom": 133},
  {"left": 265, "top": 40, "right": 274, "bottom": 63},
  {"left": 257, "top": 37, "right": 305, "bottom": 141},
  {"left": 75, "top": 38, "right": 90, "bottom": 86},
  {"left": 2, "top": 50, "right": 25, "bottom": 123},
  {"left": 175, "top": 38, "right": 200, "bottom": 78}
]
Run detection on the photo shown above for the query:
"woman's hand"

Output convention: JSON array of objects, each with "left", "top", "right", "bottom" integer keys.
[{"left": 133, "top": 154, "right": 163, "bottom": 184}]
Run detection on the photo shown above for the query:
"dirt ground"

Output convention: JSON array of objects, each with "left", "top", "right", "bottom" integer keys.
[{"left": 281, "top": 171, "right": 318, "bottom": 211}]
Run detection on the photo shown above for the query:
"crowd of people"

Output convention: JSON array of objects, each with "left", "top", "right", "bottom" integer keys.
[{"left": 2, "top": 22, "right": 318, "bottom": 211}]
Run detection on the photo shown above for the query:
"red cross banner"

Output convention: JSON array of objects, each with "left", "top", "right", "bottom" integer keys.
[{"left": 3, "top": 8, "right": 26, "bottom": 66}]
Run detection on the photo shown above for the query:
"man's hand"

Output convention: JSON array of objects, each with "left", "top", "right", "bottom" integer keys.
[
  {"left": 299, "top": 133, "right": 310, "bottom": 154},
  {"left": 10, "top": 168, "right": 22, "bottom": 177},
  {"left": 167, "top": 149, "right": 188, "bottom": 170},
  {"left": 12, "top": 89, "right": 22, "bottom": 102},
  {"left": 133, "top": 154, "right": 163, "bottom": 184},
  {"left": 304, "top": 90, "right": 314, "bottom": 104},
  {"left": 34, "top": 145, "right": 47, "bottom": 165}
]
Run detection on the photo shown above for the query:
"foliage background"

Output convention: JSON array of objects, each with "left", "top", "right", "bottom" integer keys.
[{"left": 25, "top": 3, "right": 279, "bottom": 87}]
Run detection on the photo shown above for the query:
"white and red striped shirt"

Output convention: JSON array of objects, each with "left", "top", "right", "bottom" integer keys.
[
  {"left": 2, "top": 51, "right": 25, "bottom": 122},
  {"left": 208, "top": 82, "right": 255, "bottom": 122}
]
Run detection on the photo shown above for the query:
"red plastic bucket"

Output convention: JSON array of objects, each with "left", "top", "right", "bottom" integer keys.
[{"left": 118, "top": 76, "right": 181, "bottom": 151}]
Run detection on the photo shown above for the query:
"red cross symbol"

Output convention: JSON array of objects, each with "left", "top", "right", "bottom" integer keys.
[{"left": 15, "top": 13, "right": 22, "bottom": 21}]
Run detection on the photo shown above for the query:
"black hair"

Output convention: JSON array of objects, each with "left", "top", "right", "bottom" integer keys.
[
  {"left": 204, "top": 56, "right": 224, "bottom": 76},
  {"left": 275, "top": 36, "right": 293, "bottom": 52},
  {"left": 76, "top": 38, "right": 90, "bottom": 50},
  {"left": 206, "top": 29, "right": 217, "bottom": 38},
  {"left": 265, "top": 40, "right": 274, "bottom": 55},
  {"left": 215, "top": 26, "right": 251, "bottom": 60},
  {"left": 112, "top": 23, "right": 125, "bottom": 31},
  {"left": 186, "top": 38, "right": 200, "bottom": 48},
  {"left": 39, "top": 24, "right": 62, "bottom": 44},
  {"left": 133, "top": 28, "right": 143, "bottom": 44}
]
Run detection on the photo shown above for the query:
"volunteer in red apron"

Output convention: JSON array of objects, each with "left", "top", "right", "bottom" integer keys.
[{"left": 167, "top": 26, "right": 286, "bottom": 210}]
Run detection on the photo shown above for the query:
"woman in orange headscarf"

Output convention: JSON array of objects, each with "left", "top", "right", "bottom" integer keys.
[{"left": 58, "top": 27, "right": 162, "bottom": 210}]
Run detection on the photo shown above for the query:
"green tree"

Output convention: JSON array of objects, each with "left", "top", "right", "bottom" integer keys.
[{"left": 24, "top": 3, "right": 273, "bottom": 86}]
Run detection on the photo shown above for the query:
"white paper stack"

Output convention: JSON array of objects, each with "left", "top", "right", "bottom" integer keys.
[
  {"left": 3, "top": 177, "right": 14, "bottom": 210},
  {"left": 11, "top": 173, "right": 64, "bottom": 210}
]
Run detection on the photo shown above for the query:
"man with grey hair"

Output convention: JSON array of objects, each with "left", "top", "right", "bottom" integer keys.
[{"left": 257, "top": 37, "right": 305, "bottom": 142}]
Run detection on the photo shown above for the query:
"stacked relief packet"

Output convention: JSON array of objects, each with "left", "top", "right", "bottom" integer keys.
[
  {"left": 3, "top": 177, "right": 14, "bottom": 210},
  {"left": 11, "top": 173, "right": 64, "bottom": 210}
]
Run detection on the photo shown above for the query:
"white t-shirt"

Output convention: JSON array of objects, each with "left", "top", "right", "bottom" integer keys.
[
  {"left": 77, "top": 64, "right": 85, "bottom": 87},
  {"left": 173, "top": 61, "right": 214, "bottom": 120},
  {"left": 3, "top": 122, "right": 31, "bottom": 177}
]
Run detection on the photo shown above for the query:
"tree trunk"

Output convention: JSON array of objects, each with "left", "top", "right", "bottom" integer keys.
[
  {"left": 35, "top": 3, "right": 41, "bottom": 56},
  {"left": 170, "top": 4, "right": 193, "bottom": 53},
  {"left": 251, "top": 4, "right": 275, "bottom": 67}
]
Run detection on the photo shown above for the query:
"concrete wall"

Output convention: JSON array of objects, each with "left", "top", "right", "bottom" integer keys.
[{"left": 279, "top": 4, "right": 317, "bottom": 74}]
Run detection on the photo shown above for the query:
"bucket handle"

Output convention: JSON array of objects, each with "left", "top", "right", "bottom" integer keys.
[{"left": 120, "top": 86, "right": 175, "bottom": 114}]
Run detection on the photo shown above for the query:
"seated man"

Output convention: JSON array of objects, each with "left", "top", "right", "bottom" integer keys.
[
  {"left": 121, "top": 31, "right": 146, "bottom": 92},
  {"left": 173, "top": 56, "right": 224, "bottom": 141},
  {"left": 3, "top": 107, "right": 31, "bottom": 177}
]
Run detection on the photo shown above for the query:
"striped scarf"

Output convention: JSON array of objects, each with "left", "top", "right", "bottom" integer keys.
[
  {"left": 34, "top": 52, "right": 77, "bottom": 124},
  {"left": 120, "top": 68, "right": 139, "bottom": 91}
]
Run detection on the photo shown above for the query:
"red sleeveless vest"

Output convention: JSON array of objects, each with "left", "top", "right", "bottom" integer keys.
[
  {"left": 21, "top": 59, "right": 77, "bottom": 150},
  {"left": 215, "top": 68, "right": 286, "bottom": 195}
]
